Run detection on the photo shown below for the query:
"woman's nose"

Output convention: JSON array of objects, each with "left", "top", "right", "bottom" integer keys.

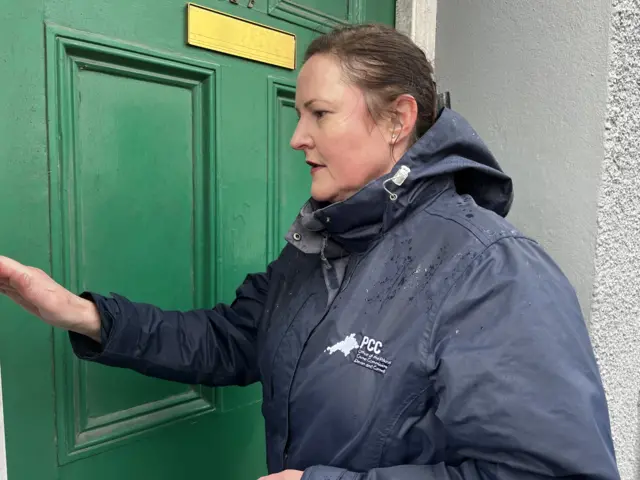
[{"left": 290, "top": 121, "right": 311, "bottom": 151}]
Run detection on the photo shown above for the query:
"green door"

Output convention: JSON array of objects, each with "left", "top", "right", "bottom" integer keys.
[{"left": 0, "top": 1, "right": 395, "bottom": 479}]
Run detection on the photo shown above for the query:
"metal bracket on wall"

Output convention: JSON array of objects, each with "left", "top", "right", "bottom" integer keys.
[{"left": 437, "top": 91, "right": 451, "bottom": 110}]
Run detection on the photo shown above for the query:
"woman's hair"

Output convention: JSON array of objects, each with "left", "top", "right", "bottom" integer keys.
[{"left": 304, "top": 23, "right": 437, "bottom": 143}]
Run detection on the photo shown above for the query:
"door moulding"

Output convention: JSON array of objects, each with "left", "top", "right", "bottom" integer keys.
[
  {"left": 44, "top": 23, "right": 219, "bottom": 465},
  {"left": 395, "top": 0, "right": 437, "bottom": 67}
]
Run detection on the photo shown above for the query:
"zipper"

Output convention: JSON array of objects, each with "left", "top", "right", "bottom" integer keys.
[
  {"left": 320, "top": 233, "right": 332, "bottom": 270},
  {"left": 281, "top": 254, "right": 360, "bottom": 468}
]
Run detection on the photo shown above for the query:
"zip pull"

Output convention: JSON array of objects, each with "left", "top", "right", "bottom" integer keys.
[
  {"left": 320, "top": 234, "right": 332, "bottom": 270},
  {"left": 383, "top": 165, "right": 411, "bottom": 201}
]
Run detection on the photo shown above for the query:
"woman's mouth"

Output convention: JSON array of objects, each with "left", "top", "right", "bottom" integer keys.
[{"left": 306, "top": 160, "right": 325, "bottom": 174}]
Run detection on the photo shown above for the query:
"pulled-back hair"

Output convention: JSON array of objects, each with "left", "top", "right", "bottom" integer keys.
[{"left": 304, "top": 24, "right": 437, "bottom": 143}]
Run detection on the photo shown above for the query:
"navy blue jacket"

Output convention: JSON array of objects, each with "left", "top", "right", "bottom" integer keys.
[{"left": 71, "top": 109, "right": 619, "bottom": 479}]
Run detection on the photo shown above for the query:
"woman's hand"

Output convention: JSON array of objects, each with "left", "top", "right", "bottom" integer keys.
[
  {"left": 258, "top": 470, "right": 303, "bottom": 480},
  {"left": 0, "top": 256, "right": 101, "bottom": 341}
]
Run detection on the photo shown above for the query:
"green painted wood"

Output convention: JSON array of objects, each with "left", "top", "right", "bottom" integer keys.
[
  {"left": 0, "top": 1, "right": 395, "bottom": 479},
  {"left": 267, "top": 0, "right": 363, "bottom": 31},
  {"left": 0, "top": 0, "right": 58, "bottom": 478}
]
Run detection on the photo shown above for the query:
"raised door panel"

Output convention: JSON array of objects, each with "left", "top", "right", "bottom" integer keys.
[
  {"left": 268, "top": 0, "right": 362, "bottom": 31},
  {"left": 267, "top": 77, "right": 309, "bottom": 259},
  {"left": 46, "top": 25, "right": 219, "bottom": 464}
]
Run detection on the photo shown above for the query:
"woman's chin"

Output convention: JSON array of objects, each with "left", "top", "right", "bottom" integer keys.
[{"left": 310, "top": 187, "right": 336, "bottom": 204}]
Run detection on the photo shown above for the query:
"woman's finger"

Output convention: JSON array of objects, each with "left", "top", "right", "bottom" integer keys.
[
  {"left": 0, "top": 256, "right": 22, "bottom": 280},
  {"left": 0, "top": 256, "right": 32, "bottom": 292}
]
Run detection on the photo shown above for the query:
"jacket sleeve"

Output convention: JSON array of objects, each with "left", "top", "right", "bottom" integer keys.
[
  {"left": 68, "top": 265, "right": 271, "bottom": 387},
  {"left": 302, "top": 237, "right": 619, "bottom": 480}
]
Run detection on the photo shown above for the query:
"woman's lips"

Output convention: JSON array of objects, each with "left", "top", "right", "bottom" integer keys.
[{"left": 306, "top": 161, "right": 325, "bottom": 174}]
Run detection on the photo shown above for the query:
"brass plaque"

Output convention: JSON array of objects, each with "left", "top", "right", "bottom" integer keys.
[{"left": 187, "top": 3, "right": 296, "bottom": 69}]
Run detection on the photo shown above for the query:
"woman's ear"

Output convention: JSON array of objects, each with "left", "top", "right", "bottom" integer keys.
[{"left": 389, "top": 94, "right": 418, "bottom": 145}]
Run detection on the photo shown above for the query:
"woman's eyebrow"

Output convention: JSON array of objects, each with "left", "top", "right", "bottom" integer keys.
[{"left": 295, "top": 99, "right": 319, "bottom": 115}]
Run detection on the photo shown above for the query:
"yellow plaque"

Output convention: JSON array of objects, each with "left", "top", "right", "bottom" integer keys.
[{"left": 187, "top": 3, "right": 296, "bottom": 69}]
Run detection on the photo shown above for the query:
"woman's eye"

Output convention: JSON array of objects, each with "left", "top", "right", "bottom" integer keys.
[{"left": 313, "top": 110, "right": 327, "bottom": 119}]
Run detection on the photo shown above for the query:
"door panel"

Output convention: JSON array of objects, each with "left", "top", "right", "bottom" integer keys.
[
  {"left": 47, "top": 26, "right": 219, "bottom": 465},
  {"left": 267, "top": 78, "right": 311, "bottom": 259},
  {"left": 285, "top": 0, "right": 351, "bottom": 20},
  {"left": 0, "top": 1, "right": 395, "bottom": 479},
  {"left": 268, "top": 0, "right": 361, "bottom": 30}
]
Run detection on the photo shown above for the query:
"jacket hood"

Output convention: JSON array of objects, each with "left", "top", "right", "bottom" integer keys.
[{"left": 287, "top": 108, "right": 514, "bottom": 254}]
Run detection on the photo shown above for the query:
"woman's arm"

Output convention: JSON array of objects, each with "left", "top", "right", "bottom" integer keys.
[
  {"left": 0, "top": 255, "right": 270, "bottom": 387},
  {"left": 69, "top": 270, "right": 270, "bottom": 387}
]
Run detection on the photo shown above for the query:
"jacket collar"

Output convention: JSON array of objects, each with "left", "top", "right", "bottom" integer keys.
[{"left": 286, "top": 108, "right": 514, "bottom": 256}]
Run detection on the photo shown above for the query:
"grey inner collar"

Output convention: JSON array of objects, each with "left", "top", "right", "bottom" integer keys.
[
  {"left": 285, "top": 200, "right": 348, "bottom": 260},
  {"left": 285, "top": 200, "right": 350, "bottom": 304}
]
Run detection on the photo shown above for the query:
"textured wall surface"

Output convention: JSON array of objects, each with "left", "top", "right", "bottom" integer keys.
[
  {"left": 590, "top": 0, "right": 640, "bottom": 477},
  {"left": 433, "top": 0, "right": 612, "bottom": 316}
]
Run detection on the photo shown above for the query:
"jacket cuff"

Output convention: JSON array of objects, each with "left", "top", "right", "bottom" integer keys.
[
  {"left": 302, "top": 465, "right": 362, "bottom": 480},
  {"left": 68, "top": 292, "right": 114, "bottom": 360}
]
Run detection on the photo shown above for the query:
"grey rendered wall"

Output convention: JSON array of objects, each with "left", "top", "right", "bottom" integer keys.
[
  {"left": 432, "top": 0, "right": 611, "bottom": 317},
  {"left": 590, "top": 0, "right": 640, "bottom": 478}
]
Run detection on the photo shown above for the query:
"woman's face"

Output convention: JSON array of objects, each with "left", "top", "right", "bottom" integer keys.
[{"left": 291, "top": 54, "right": 403, "bottom": 203}]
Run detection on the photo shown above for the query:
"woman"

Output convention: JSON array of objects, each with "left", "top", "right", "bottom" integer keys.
[{"left": 0, "top": 24, "right": 619, "bottom": 480}]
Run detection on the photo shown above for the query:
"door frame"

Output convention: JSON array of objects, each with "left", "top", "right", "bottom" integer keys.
[{"left": 395, "top": 0, "right": 437, "bottom": 67}]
